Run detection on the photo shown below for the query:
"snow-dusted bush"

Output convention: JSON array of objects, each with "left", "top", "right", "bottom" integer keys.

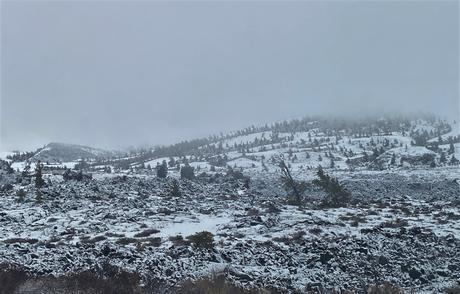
[{"left": 187, "top": 231, "right": 214, "bottom": 250}]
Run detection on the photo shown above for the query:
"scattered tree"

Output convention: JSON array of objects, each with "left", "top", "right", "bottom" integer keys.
[
  {"left": 34, "top": 161, "right": 45, "bottom": 189},
  {"left": 440, "top": 152, "right": 447, "bottom": 164},
  {"left": 156, "top": 162, "right": 168, "bottom": 178},
  {"left": 170, "top": 179, "right": 181, "bottom": 197},
  {"left": 35, "top": 189, "right": 43, "bottom": 203},
  {"left": 312, "top": 166, "right": 351, "bottom": 208},
  {"left": 279, "top": 159, "right": 306, "bottom": 205},
  {"left": 16, "top": 189, "right": 26, "bottom": 202},
  {"left": 448, "top": 142, "right": 455, "bottom": 154},
  {"left": 180, "top": 164, "right": 195, "bottom": 180},
  {"left": 390, "top": 153, "right": 396, "bottom": 165}
]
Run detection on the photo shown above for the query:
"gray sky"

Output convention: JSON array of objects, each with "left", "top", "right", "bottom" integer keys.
[{"left": 1, "top": 1, "right": 458, "bottom": 151}]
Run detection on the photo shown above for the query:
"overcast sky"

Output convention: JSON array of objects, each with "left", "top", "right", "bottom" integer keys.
[{"left": 1, "top": 1, "right": 458, "bottom": 151}]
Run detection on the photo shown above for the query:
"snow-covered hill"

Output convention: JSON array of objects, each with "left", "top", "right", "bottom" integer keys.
[
  {"left": 32, "top": 142, "right": 114, "bottom": 162},
  {"left": 104, "top": 115, "right": 459, "bottom": 178}
]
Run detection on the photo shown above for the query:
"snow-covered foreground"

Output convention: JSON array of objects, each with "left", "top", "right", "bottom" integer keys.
[{"left": 0, "top": 168, "right": 459, "bottom": 293}]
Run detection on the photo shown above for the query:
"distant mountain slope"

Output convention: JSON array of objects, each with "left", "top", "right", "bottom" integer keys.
[
  {"left": 8, "top": 114, "right": 459, "bottom": 173},
  {"left": 32, "top": 143, "right": 113, "bottom": 162},
  {"left": 100, "top": 114, "right": 458, "bottom": 173}
]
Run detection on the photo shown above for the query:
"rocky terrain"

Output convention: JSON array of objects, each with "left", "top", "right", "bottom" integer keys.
[
  {"left": 0, "top": 167, "right": 459, "bottom": 293},
  {"left": 1, "top": 115, "right": 459, "bottom": 293}
]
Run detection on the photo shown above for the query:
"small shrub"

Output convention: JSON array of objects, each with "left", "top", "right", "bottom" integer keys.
[
  {"left": 246, "top": 208, "right": 259, "bottom": 216},
  {"left": 309, "top": 227, "right": 322, "bottom": 235},
  {"left": 367, "top": 210, "right": 379, "bottom": 216},
  {"left": 170, "top": 179, "right": 181, "bottom": 197},
  {"left": 272, "top": 235, "right": 290, "bottom": 244},
  {"left": 35, "top": 189, "right": 43, "bottom": 203},
  {"left": 264, "top": 202, "right": 281, "bottom": 214},
  {"left": 379, "top": 218, "right": 409, "bottom": 228},
  {"left": 368, "top": 282, "right": 405, "bottom": 294},
  {"left": 187, "top": 231, "right": 214, "bottom": 250},
  {"left": 64, "top": 262, "right": 143, "bottom": 294},
  {"left": 105, "top": 232, "right": 125, "bottom": 238},
  {"left": 139, "top": 237, "right": 162, "bottom": 247},
  {"left": 80, "top": 235, "right": 107, "bottom": 244},
  {"left": 116, "top": 237, "right": 138, "bottom": 245},
  {"left": 3, "top": 238, "right": 39, "bottom": 244},
  {"left": 290, "top": 230, "right": 306, "bottom": 242},
  {"left": 176, "top": 273, "right": 265, "bottom": 294},
  {"left": 0, "top": 263, "right": 28, "bottom": 294},
  {"left": 444, "top": 283, "right": 460, "bottom": 294},
  {"left": 134, "top": 228, "right": 160, "bottom": 238},
  {"left": 16, "top": 189, "right": 26, "bottom": 202},
  {"left": 169, "top": 235, "right": 189, "bottom": 246}
]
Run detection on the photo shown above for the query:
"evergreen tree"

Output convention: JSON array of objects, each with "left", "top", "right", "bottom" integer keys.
[
  {"left": 35, "top": 189, "right": 43, "bottom": 203},
  {"left": 170, "top": 179, "right": 181, "bottom": 197},
  {"left": 16, "top": 189, "right": 26, "bottom": 202},
  {"left": 312, "top": 166, "right": 351, "bottom": 208},
  {"left": 22, "top": 164, "right": 31, "bottom": 177},
  {"left": 440, "top": 152, "right": 447, "bottom": 164},
  {"left": 75, "top": 170, "right": 83, "bottom": 181},
  {"left": 363, "top": 152, "right": 369, "bottom": 162},
  {"left": 448, "top": 142, "right": 455, "bottom": 154},
  {"left": 63, "top": 168, "right": 72, "bottom": 181},
  {"left": 168, "top": 157, "right": 176, "bottom": 168},
  {"left": 34, "top": 161, "right": 45, "bottom": 188},
  {"left": 390, "top": 153, "right": 396, "bottom": 165},
  {"left": 180, "top": 163, "right": 195, "bottom": 180},
  {"left": 156, "top": 161, "right": 168, "bottom": 178}
]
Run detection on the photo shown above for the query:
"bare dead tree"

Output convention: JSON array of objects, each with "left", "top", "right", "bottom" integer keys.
[{"left": 276, "top": 155, "right": 306, "bottom": 205}]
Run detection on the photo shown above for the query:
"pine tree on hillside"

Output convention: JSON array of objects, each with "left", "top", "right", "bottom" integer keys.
[
  {"left": 329, "top": 158, "right": 335, "bottom": 168},
  {"left": 170, "top": 179, "right": 181, "bottom": 197},
  {"left": 35, "top": 161, "right": 45, "bottom": 189},
  {"left": 363, "top": 152, "right": 369, "bottom": 162},
  {"left": 390, "top": 153, "right": 396, "bottom": 165},
  {"left": 440, "top": 152, "right": 447, "bottom": 164},
  {"left": 312, "top": 166, "right": 351, "bottom": 208},
  {"left": 156, "top": 161, "right": 168, "bottom": 178},
  {"left": 168, "top": 157, "right": 176, "bottom": 168},
  {"left": 180, "top": 163, "right": 195, "bottom": 180},
  {"left": 448, "top": 142, "right": 455, "bottom": 155}
]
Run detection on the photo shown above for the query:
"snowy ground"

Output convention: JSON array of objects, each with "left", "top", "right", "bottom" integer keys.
[{"left": 1, "top": 167, "right": 459, "bottom": 293}]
